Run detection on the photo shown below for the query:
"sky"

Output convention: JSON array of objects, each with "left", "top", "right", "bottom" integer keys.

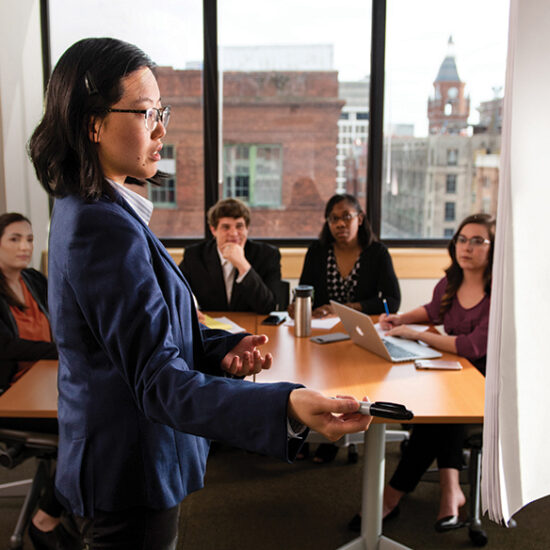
[{"left": 50, "top": 0, "right": 510, "bottom": 137}]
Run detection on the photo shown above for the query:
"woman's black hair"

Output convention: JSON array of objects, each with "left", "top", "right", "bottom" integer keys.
[
  {"left": 439, "top": 212, "right": 496, "bottom": 319},
  {"left": 28, "top": 37, "right": 166, "bottom": 200},
  {"left": 0, "top": 212, "right": 32, "bottom": 309},
  {"left": 319, "top": 193, "right": 375, "bottom": 248}
]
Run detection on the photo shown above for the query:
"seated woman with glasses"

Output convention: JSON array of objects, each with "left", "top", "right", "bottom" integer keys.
[
  {"left": 349, "top": 212, "right": 496, "bottom": 533},
  {"left": 289, "top": 193, "right": 401, "bottom": 462}
]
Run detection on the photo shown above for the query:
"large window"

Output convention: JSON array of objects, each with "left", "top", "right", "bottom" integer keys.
[
  {"left": 381, "top": 0, "right": 508, "bottom": 240},
  {"left": 47, "top": 0, "right": 508, "bottom": 245},
  {"left": 218, "top": 0, "right": 372, "bottom": 238}
]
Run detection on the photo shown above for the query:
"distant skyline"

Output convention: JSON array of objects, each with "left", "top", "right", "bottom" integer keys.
[{"left": 50, "top": 0, "right": 510, "bottom": 136}]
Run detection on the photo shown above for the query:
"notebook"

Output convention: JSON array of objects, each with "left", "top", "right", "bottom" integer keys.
[{"left": 330, "top": 300, "right": 443, "bottom": 363}]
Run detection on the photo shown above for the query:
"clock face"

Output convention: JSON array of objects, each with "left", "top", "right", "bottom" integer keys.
[{"left": 447, "top": 87, "right": 458, "bottom": 99}]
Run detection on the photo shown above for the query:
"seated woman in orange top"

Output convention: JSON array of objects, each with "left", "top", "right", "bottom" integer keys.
[
  {"left": 0, "top": 213, "right": 77, "bottom": 550},
  {"left": 0, "top": 213, "right": 57, "bottom": 390}
]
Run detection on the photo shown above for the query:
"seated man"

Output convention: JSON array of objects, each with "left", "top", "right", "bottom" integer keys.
[{"left": 180, "top": 198, "right": 282, "bottom": 314}]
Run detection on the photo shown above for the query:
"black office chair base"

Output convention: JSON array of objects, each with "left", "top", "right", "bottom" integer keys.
[
  {"left": 467, "top": 522, "right": 488, "bottom": 547},
  {"left": 0, "top": 429, "right": 58, "bottom": 550}
]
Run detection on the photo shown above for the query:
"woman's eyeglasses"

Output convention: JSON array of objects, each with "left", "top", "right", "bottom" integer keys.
[
  {"left": 455, "top": 235, "right": 490, "bottom": 247},
  {"left": 108, "top": 106, "right": 171, "bottom": 131},
  {"left": 327, "top": 212, "right": 359, "bottom": 224}
]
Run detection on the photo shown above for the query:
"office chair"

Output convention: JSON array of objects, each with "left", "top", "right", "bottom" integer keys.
[
  {"left": 0, "top": 428, "right": 58, "bottom": 550},
  {"left": 275, "top": 280, "right": 291, "bottom": 311}
]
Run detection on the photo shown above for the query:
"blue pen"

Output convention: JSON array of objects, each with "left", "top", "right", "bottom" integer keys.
[{"left": 382, "top": 298, "right": 390, "bottom": 316}]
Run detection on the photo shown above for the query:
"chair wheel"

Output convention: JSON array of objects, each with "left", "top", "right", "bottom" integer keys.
[
  {"left": 468, "top": 527, "right": 488, "bottom": 547},
  {"left": 347, "top": 444, "right": 358, "bottom": 464},
  {"left": 8, "top": 534, "right": 23, "bottom": 550}
]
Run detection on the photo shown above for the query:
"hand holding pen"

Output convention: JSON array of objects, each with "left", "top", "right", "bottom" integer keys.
[{"left": 379, "top": 298, "right": 401, "bottom": 330}]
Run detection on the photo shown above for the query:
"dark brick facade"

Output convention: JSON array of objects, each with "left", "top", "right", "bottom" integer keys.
[{"left": 136, "top": 68, "right": 344, "bottom": 239}]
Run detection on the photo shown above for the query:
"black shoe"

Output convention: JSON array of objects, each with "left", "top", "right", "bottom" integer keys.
[
  {"left": 313, "top": 443, "right": 339, "bottom": 464},
  {"left": 434, "top": 515, "right": 464, "bottom": 532},
  {"left": 28, "top": 521, "right": 80, "bottom": 550},
  {"left": 348, "top": 506, "right": 400, "bottom": 532}
]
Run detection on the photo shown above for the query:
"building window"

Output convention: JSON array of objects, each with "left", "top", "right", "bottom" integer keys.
[
  {"left": 223, "top": 144, "right": 283, "bottom": 207},
  {"left": 149, "top": 144, "right": 177, "bottom": 207},
  {"left": 356, "top": 112, "right": 369, "bottom": 120},
  {"left": 340, "top": 112, "right": 349, "bottom": 120},
  {"left": 446, "top": 174, "right": 457, "bottom": 193},
  {"left": 447, "top": 149, "right": 458, "bottom": 166},
  {"left": 444, "top": 201, "right": 455, "bottom": 222},
  {"left": 444, "top": 228, "right": 454, "bottom": 238}
]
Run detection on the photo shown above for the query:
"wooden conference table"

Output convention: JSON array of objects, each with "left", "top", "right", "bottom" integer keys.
[
  {"left": 0, "top": 360, "right": 58, "bottom": 419},
  {"left": 0, "top": 313, "right": 485, "bottom": 550}
]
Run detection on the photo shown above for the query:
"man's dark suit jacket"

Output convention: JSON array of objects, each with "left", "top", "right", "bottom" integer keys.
[{"left": 180, "top": 239, "right": 282, "bottom": 314}]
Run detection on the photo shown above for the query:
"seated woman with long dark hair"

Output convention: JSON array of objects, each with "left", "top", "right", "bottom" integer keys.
[
  {"left": 0, "top": 213, "right": 57, "bottom": 391},
  {"left": 349, "top": 212, "right": 495, "bottom": 532},
  {"left": 0, "top": 212, "right": 76, "bottom": 550},
  {"left": 290, "top": 193, "right": 401, "bottom": 462},
  {"left": 291, "top": 193, "right": 400, "bottom": 319}
]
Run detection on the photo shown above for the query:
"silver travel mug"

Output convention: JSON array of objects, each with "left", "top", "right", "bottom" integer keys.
[{"left": 293, "top": 285, "right": 314, "bottom": 338}]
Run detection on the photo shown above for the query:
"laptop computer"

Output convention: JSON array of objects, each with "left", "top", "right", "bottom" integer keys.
[{"left": 330, "top": 300, "right": 443, "bottom": 363}]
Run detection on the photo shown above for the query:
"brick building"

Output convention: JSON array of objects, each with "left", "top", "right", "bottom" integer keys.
[
  {"left": 135, "top": 67, "right": 344, "bottom": 239},
  {"left": 427, "top": 36, "right": 470, "bottom": 136}
]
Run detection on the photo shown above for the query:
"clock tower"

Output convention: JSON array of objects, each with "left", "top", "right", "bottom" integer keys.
[{"left": 428, "top": 36, "right": 470, "bottom": 135}]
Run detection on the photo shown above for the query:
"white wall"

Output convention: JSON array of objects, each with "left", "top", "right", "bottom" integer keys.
[{"left": 0, "top": 0, "right": 50, "bottom": 268}]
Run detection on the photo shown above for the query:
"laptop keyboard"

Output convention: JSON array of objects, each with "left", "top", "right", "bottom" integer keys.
[{"left": 382, "top": 339, "right": 419, "bottom": 359}]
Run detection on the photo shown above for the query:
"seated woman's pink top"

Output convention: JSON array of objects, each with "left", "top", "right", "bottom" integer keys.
[{"left": 423, "top": 277, "right": 490, "bottom": 369}]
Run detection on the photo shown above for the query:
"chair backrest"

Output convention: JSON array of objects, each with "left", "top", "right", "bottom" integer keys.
[{"left": 275, "top": 280, "right": 290, "bottom": 311}]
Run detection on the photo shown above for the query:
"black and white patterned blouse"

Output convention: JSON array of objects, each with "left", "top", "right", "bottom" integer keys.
[{"left": 326, "top": 247, "right": 361, "bottom": 304}]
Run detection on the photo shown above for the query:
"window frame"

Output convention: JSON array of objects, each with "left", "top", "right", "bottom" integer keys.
[{"left": 42, "top": 0, "right": 451, "bottom": 249}]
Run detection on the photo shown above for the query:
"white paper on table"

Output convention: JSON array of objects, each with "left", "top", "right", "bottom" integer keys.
[{"left": 284, "top": 317, "right": 341, "bottom": 330}]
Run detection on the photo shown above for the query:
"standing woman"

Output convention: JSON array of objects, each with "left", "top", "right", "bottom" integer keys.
[
  {"left": 290, "top": 193, "right": 400, "bottom": 463},
  {"left": 358, "top": 213, "right": 495, "bottom": 531},
  {"left": 28, "top": 38, "right": 371, "bottom": 549}
]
